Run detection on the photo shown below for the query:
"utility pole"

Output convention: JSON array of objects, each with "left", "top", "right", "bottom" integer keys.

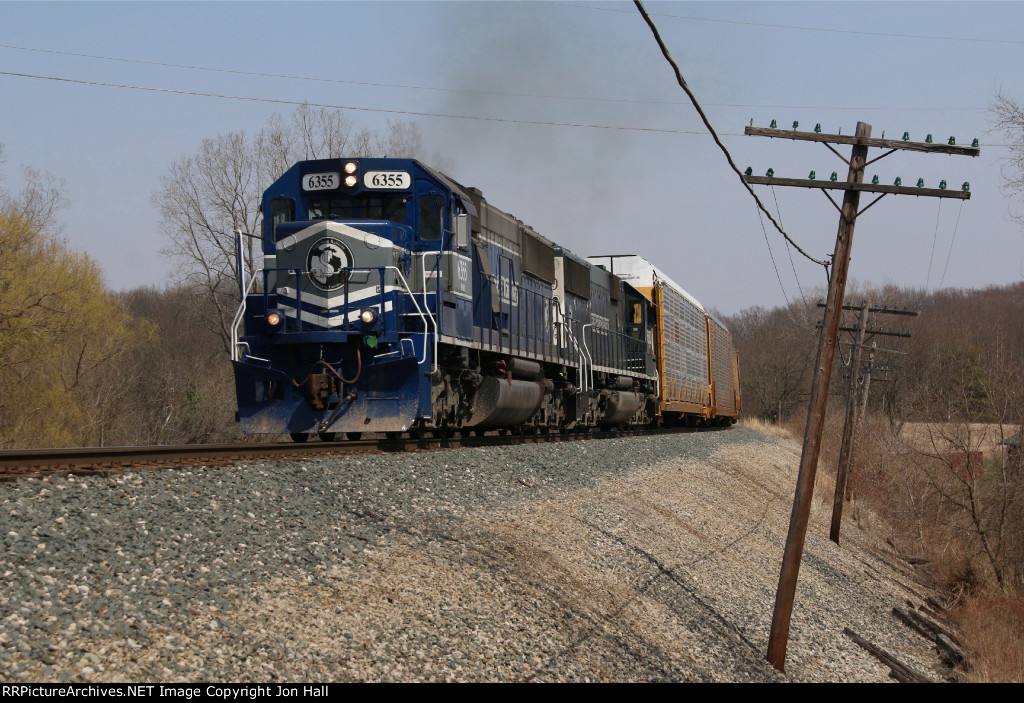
[
  {"left": 743, "top": 121, "right": 977, "bottom": 672},
  {"left": 857, "top": 341, "right": 876, "bottom": 459},
  {"left": 824, "top": 301, "right": 918, "bottom": 544},
  {"left": 834, "top": 301, "right": 871, "bottom": 542},
  {"left": 859, "top": 342, "right": 875, "bottom": 432}
]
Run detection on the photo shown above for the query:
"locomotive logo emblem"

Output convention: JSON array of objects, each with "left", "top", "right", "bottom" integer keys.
[{"left": 306, "top": 237, "right": 352, "bottom": 292}]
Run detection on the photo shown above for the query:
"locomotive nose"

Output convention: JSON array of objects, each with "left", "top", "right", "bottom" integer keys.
[{"left": 269, "top": 220, "right": 402, "bottom": 331}]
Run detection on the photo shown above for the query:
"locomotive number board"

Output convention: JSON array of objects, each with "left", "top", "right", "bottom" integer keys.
[
  {"left": 363, "top": 171, "right": 411, "bottom": 189},
  {"left": 301, "top": 172, "right": 339, "bottom": 191}
]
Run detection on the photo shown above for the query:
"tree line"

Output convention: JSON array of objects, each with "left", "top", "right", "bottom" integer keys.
[{"left": 723, "top": 282, "right": 1024, "bottom": 428}]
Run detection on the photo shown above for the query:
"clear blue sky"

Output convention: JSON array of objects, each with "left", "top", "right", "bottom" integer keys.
[{"left": 1, "top": 1, "right": 1021, "bottom": 315}]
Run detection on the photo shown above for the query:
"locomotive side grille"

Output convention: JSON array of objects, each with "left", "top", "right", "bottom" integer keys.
[
  {"left": 521, "top": 231, "right": 555, "bottom": 284},
  {"left": 563, "top": 257, "right": 591, "bottom": 299}
]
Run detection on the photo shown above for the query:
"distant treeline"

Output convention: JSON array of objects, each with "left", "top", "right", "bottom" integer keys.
[{"left": 722, "top": 282, "right": 1024, "bottom": 427}]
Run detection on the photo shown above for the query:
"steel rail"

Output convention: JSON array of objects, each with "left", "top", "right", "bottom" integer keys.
[{"left": 0, "top": 425, "right": 729, "bottom": 481}]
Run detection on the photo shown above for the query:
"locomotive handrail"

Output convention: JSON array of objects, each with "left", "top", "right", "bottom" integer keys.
[
  {"left": 553, "top": 304, "right": 588, "bottom": 394},
  {"left": 236, "top": 229, "right": 246, "bottom": 304},
  {"left": 388, "top": 265, "right": 437, "bottom": 371},
  {"left": 231, "top": 228, "right": 262, "bottom": 363},
  {"left": 420, "top": 253, "right": 434, "bottom": 328},
  {"left": 581, "top": 323, "right": 595, "bottom": 393},
  {"left": 231, "top": 275, "right": 258, "bottom": 362}
]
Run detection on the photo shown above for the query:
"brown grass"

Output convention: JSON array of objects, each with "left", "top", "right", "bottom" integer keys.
[
  {"left": 954, "top": 590, "right": 1024, "bottom": 683},
  {"left": 739, "top": 415, "right": 794, "bottom": 439}
]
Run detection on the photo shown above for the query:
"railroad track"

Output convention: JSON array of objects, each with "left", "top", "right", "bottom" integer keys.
[{"left": 0, "top": 425, "right": 727, "bottom": 481}]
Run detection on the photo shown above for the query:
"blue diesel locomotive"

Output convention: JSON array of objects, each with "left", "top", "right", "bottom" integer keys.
[{"left": 231, "top": 158, "right": 734, "bottom": 441}]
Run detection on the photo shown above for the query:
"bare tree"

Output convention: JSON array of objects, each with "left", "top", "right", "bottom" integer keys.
[
  {"left": 991, "top": 89, "right": 1024, "bottom": 229},
  {"left": 0, "top": 157, "right": 68, "bottom": 234},
  {"left": 256, "top": 103, "right": 359, "bottom": 178},
  {"left": 154, "top": 106, "right": 427, "bottom": 353},
  {"left": 724, "top": 299, "right": 818, "bottom": 423},
  {"left": 155, "top": 130, "right": 263, "bottom": 352}
]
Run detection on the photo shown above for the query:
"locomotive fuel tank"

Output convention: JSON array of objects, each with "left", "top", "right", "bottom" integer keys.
[
  {"left": 464, "top": 377, "right": 544, "bottom": 428},
  {"left": 599, "top": 389, "right": 643, "bottom": 426}
]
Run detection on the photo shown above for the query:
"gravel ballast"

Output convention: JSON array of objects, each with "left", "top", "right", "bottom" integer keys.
[{"left": 0, "top": 428, "right": 946, "bottom": 682}]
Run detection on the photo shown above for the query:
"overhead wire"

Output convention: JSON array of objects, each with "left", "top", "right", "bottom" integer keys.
[
  {"left": 771, "top": 185, "right": 807, "bottom": 302},
  {"left": 0, "top": 41, "right": 987, "bottom": 113},
  {"left": 6, "top": 68, "right": 1011, "bottom": 149},
  {"left": 938, "top": 201, "right": 966, "bottom": 290},
  {"left": 544, "top": 1, "right": 1024, "bottom": 46},
  {"left": 754, "top": 202, "right": 794, "bottom": 312},
  {"left": 0, "top": 69, "right": 725, "bottom": 136},
  {"left": 631, "top": 0, "right": 830, "bottom": 271},
  {"left": 924, "top": 200, "right": 942, "bottom": 292}
]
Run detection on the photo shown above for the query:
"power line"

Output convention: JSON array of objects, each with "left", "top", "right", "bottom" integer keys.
[
  {"left": 1, "top": 66, "right": 1013, "bottom": 149},
  {"left": 0, "top": 69, "right": 724, "bottom": 136},
  {"left": 632, "top": 0, "right": 829, "bottom": 269},
  {"left": 754, "top": 202, "right": 793, "bottom": 311},
  {"left": 0, "top": 41, "right": 986, "bottom": 113},
  {"left": 938, "top": 200, "right": 966, "bottom": 290},
  {"left": 544, "top": 1, "right": 1024, "bottom": 46},
  {"left": 924, "top": 200, "right": 942, "bottom": 292},
  {"left": 771, "top": 185, "right": 807, "bottom": 302}
]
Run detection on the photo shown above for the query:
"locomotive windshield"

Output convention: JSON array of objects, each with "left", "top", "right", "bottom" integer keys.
[{"left": 306, "top": 194, "right": 408, "bottom": 225}]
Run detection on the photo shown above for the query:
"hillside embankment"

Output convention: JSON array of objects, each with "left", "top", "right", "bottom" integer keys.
[{"left": 0, "top": 429, "right": 952, "bottom": 682}]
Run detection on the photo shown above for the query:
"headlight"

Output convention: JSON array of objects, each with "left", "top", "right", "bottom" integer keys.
[
  {"left": 344, "top": 175, "right": 358, "bottom": 187},
  {"left": 344, "top": 161, "right": 358, "bottom": 174},
  {"left": 359, "top": 308, "right": 377, "bottom": 325},
  {"left": 266, "top": 310, "right": 283, "bottom": 332}
]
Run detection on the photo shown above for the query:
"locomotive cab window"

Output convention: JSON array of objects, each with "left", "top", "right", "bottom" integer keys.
[
  {"left": 629, "top": 302, "right": 644, "bottom": 340},
  {"left": 364, "top": 195, "right": 407, "bottom": 224},
  {"left": 307, "top": 195, "right": 358, "bottom": 221},
  {"left": 271, "top": 197, "right": 295, "bottom": 241},
  {"left": 418, "top": 193, "right": 444, "bottom": 241},
  {"left": 632, "top": 303, "right": 643, "bottom": 325},
  {"left": 306, "top": 194, "right": 407, "bottom": 225}
]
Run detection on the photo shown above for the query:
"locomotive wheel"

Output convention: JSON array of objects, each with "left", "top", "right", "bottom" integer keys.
[
  {"left": 289, "top": 433, "right": 310, "bottom": 443},
  {"left": 318, "top": 432, "right": 339, "bottom": 442},
  {"left": 474, "top": 428, "right": 486, "bottom": 437},
  {"left": 346, "top": 432, "right": 363, "bottom": 441},
  {"left": 385, "top": 431, "right": 401, "bottom": 440}
]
